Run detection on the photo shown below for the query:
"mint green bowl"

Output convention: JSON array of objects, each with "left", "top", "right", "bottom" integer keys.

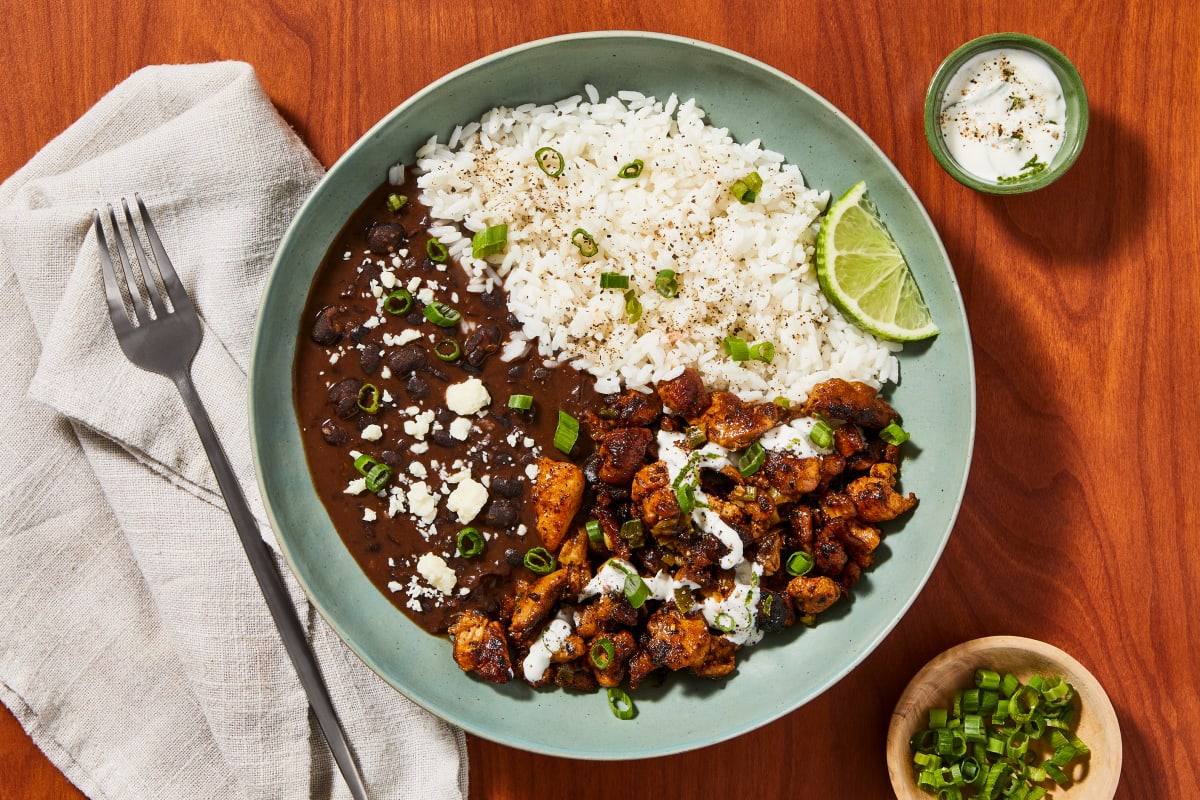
[{"left": 250, "top": 31, "right": 975, "bottom": 759}]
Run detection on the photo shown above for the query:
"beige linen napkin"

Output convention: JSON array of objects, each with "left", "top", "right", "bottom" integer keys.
[{"left": 0, "top": 62, "right": 468, "bottom": 800}]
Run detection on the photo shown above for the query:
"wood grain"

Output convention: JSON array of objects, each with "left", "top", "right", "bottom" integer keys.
[{"left": 2, "top": 1, "right": 1198, "bottom": 798}]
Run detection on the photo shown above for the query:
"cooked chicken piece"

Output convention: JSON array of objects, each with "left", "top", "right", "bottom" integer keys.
[
  {"left": 602, "top": 389, "right": 664, "bottom": 428},
  {"left": 833, "top": 422, "right": 868, "bottom": 457},
  {"left": 574, "top": 593, "right": 639, "bottom": 638},
  {"left": 790, "top": 505, "right": 815, "bottom": 549},
  {"left": 757, "top": 588, "right": 795, "bottom": 633},
  {"left": 531, "top": 457, "right": 585, "bottom": 551},
  {"left": 697, "top": 391, "right": 782, "bottom": 450},
  {"left": 508, "top": 569, "right": 569, "bottom": 647},
  {"left": 448, "top": 610, "right": 512, "bottom": 684},
  {"left": 596, "top": 427, "right": 653, "bottom": 485},
  {"left": 626, "top": 648, "right": 657, "bottom": 690},
  {"left": 631, "top": 461, "right": 681, "bottom": 526},
  {"left": 757, "top": 450, "right": 822, "bottom": 502},
  {"left": 550, "top": 632, "right": 587, "bottom": 664},
  {"left": 840, "top": 519, "right": 882, "bottom": 562},
  {"left": 813, "top": 527, "right": 849, "bottom": 576},
  {"left": 641, "top": 607, "right": 712, "bottom": 671},
  {"left": 553, "top": 661, "right": 600, "bottom": 692},
  {"left": 846, "top": 462, "right": 918, "bottom": 522},
  {"left": 690, "top": 636, "right": 738, "bottom": 680},
  {"left": 800, "top": 378, "right": 900, "bottom": 430},
  {"left": 787, "top": 575, "right": 842, "bottom": 615},
  {"left": 557, "top": 530, "right": 593, "bottom": 596},
  {"left": 820, "top": 491, "right": 858, "bottom": 520},
  {"left": 754, "top": 529, "right": 783, "bottom": 575},
  {"left": 656, "top": 367, "right": 712, "bottom": 419},
  {"left": 590, "top": 630, "right": 638, "bottom": 688}
]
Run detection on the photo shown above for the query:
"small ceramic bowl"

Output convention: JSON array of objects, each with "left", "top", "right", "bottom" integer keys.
[
  {"left": 925, "top": 33, "right": 1088, "bottom": 194},
  {"left": 887, "top": 636, "right": 1122, "bottom": 799}
]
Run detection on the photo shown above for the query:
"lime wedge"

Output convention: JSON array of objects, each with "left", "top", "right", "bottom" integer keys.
[{"left": 816, "top": 181, "right": 939, "bottom": 342}]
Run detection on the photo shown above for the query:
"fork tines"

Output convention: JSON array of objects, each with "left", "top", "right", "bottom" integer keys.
[{"left": 94, "top": 196, "right": 189, "bottom": 328}]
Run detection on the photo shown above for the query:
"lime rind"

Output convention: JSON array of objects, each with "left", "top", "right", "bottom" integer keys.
[{"left": 816, "top": 181, "right": 939, "bottom": 343}]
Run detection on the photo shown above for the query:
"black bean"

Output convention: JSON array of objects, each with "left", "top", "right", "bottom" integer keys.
[
  {"left": 484, "top": 500, "right": 520, "bottom": 529},
  {"left": 491, "top": 452, "right": 515, "bottom": 468},
  {"left": 310, "top": 305, "right": 345, "bottom": 345},
  {"left": 387, "top": 344, "right": 426, "bottom": 375},
  {"left": 355, "top": 414, "right": 378, "bottom": 432},
  {"left": 506, "top": 364, "right": 525, "bottom": 380},
  {"left": 359, "top": 347, "right": 382, "bottom": 375},
  {"left": 406, "top": 374, "right": 429, "bottom": 400},
  {"left": 481, "top": 290, "right": 503, "bottom": 308},
  {"left": 366, "top": 221, "right": 407, "bottom": 253},
  {"left": 464, "top": 323, "right": 502, "bottom": 367},
  {"left": 430, "top": 430, "right": 455, "bottom": 448},
  {"left": 532, "top": 367, "right": 550, "bottom": 382},
  {"left": 434, "top": 407, "right": 455, "bottom": 425},
  {"left": 380, "top": 450, "right": 404, "bottom": 466},
  {"left": 348, "top": 325, "right": 369, "bottom": 344},
  {"left": 328, "top": 377, "right": 362, "bottom": 401},
  {"left": 504, "top": 548, "right": 523, "bottom": 567},
  {"left": 491, "top": 476, "right": 524, "bottom": 498},
  {"left": 405, "top": 311, "right": 424, "bottom": 327},
  {"left": 320, "top": 419, "right": 347, "bottom": 445},
  {"left": 334, "top": 395, "right": 359, "bottom": 419}
]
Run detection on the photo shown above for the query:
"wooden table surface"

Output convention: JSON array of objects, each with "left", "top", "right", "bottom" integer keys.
[{"left": 3, "top": 2, "right": 1197, "bottom": 798}]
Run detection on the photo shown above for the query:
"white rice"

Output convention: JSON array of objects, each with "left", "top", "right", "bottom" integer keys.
[{"left": 415, "top": 89, "right": 901, "bottom": 403}]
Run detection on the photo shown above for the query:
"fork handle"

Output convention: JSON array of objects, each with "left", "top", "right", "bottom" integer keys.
[{"left": 171, "top": 369, "right": 370, "bottom": 800}]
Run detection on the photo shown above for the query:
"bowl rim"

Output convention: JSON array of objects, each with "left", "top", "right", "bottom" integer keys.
[{"left": 923, "top": 32, "right": 1089, "bottom": 195}]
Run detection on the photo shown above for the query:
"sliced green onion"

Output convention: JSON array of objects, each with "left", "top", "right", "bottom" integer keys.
[
  {"left": 612, "top": 561, "right": 650, "bottom": 609},
  {"left": 426, "top": 237, "right": 449, "bottom": 262},
  {"left": 750, "top": 341, "right": 775, "bottom": 362},
  {"left": 675, "top": 482, "right": 697, "bottom": 515},
  {"left": 507, "top": 393, "right": 534, "bottom": 411},
  {"left": 810, "top": 419, "right": 834, "bottom": 449},
  {"left": 738, "top": 441, "right": 765, "bottom": 477},
  {"left": 773, "top": 396, "right": 791, "bottom": 409},
  {"left": 571, "top": 228, "right": 599, "bottom": 257},
  {"left": 713, "top": 612, "right": 735, "bottom": 633},
  {"left": 382, "top": 288, "right": 413, "bottom": 315},
  {"left": 585, "top": 519, "right": 604, "bottom": 546},
  {"left": 619, "top": 518, "right": 645, "bottom": 548},
  {"left": 654, "top": 269, "right": 678, "bottom": 298},
  {"left": 353, "top": 453, "right": 379, "bottom": 475},
  {"left": 624, "top": 290, "right": 642, "bottom": 324},
  {"left": 471, "top": 224, "right": 508, "bottom": 259},
  {"left": 673, "top": 586, "right": 694, "bottom": 613},
  {"left": 881, "top": 421, "right": 911, "bottom": 445},
  {"left": 606, "top": 687, "right": 635, "bottom": 720},
  {"left": 785, "top": 550, "right": 814, "bottom": 576},
  {"left": 364, "top": 463, "right": 391, "bottom": 493},
  {"left": 534, "top": 146, "right": 564, "bottom": 177},
  {"left": 975, "top": 669, "right": 1001, "bottom": 690},
  {"left": 599, "top": 272, "right": 629, "bottom": 289},
  {"left": 553, "top": 410, "right": 579, "bottom": 454},
  {"left": 456, "top": 527, "right": 484, "bottom": 558},
  {"left": 356, "top": 383, "right": 381, "bottom": 414},
  {"left": 618, "top": 159, "right": 644, "bottom": 179},
  {"left": 590, "top": 637, "right": 616, "bottom": 669},
  {"left": 423, "top": 301, "right": 461, "bottom": 327},
  {"left": 722, "top": 335, "right": 750, "bottom": 361},
  {"left": 523, "top": 546, "right": 557, "bottom": 574},
  {"left": 730, "top": 171, "right": 763, "bottom": 203},
  {"left": 434, "top": 338, "right": 461, "bottom": 361},
  {"left": 386, "top": 193, "right": 407, "bottom": 212},
  {"left": 929, "top": 707, "right": 949, "bottom": 729},
  {"left": 684, "top": 424, "right": 707, "bottom": 449}
]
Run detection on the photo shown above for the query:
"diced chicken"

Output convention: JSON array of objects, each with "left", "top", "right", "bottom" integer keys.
[
  {"left": 604, "top": 389, "right": 664, "bottom": 428},
  {"left": 690, "top": 636, "right": 738, "bottom": 680},
  {"left": 757, "top": 450, "right": 822, "bottom": 502},
  {"left": 846, "top": 462, "right": 918, "bottom": 522},
  {"left": 590, "top": 630, "right": 638, "bottom": 688},
  {"left": 787, "top": 575, "right": 842, "bottom": 616},
  {"left": 631, "top": 461, "right": 681, "bottom": 526},
  {"left": 574, "top": 593, "right": 639, "bottom": 638},
  {"left": 557, "top": 531, "right": 593, "bottom": 596},
  {"left": 447, "top": 610, "right": 512, "bottom": 684},
  {"left": 640, "top": 607, "right": 712, "bottom": 672},
  {"left": 697, "top": 391, "right": 782, "bottom": 450},
  {"left": 800, "top": 378, "right": 900, "bottom": 430},
  {"left": 656, "top": 367, "right": 712, "bottom": 419},
  {"left": 596, "top": 427, "right": 653, "bottom": 485},
  {"left": 531, "top": 457, "right": 585, "bottom": 551},
  {"left": 508, "top": 569, "right": 569, "bottom": 647}
]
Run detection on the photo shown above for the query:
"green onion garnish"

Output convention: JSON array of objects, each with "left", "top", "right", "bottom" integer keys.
[
  {"left": 571, "top": 228, "right": 599, "bottom": 258},
  {"left": 599, "top": 272, "right": 629, "bottom": 289},
  {"left": 673, "top": 586, "right": 694, "bottom": 613},
  {"left": 590, "top": 637, "right": 615, "bottom": 669},
  {"left": 773, "top": 396, "right": 791, "bottom": 409},
  {"left": 611, "top": 561, "right": 650, "bottom": 609},
  {"left": 386, "top": 193, "right": 407, "bottom": 212},
  {"left": 426, "top": 237, "right": 449, "bottom": 262},
  {"left": 523, "top": 546, "right": 557, "bottom": 574},
  {"left": 434, "top": 338, "right": 461, "bottom": 361},
  {"left": 507, "top": 394, "right": 534, "bottom": 411},
  {"left": 423, "top": 302, "right": 461, "bottom": 327},
  {"left": 675, "top": 482, "right": 697, "bottom": 515},
  {"left": 585, "top": 519, "right": 604, "bottom": 546},
  {"left": 382, "top": 288, "right": 413, "bottom": 315},
  {"left": 606, "top": 687, "right": 635, "bottom": 720},
  {"left": 353, "top": 453, "right": 379, "bottom": 475},
  {"left": 654, "top": 269, "right": 678, "bottom": 298},
  {"left": 750, "top": 341, "right": 775, "bottom": 362},
  {"left": 684, "top": 424, "right": 707, "bottom": 449},
  {"left": 737, "top": 441, "right": 765, "bottom": 477},
  {"left": 618, "top": 159, "right": 644, "bottom": 179},
  {"left": 713, "top": 612, "right": 735, "bottom": 633},
  {"left": 730, "top": 171, "right": 764, "bottom": 203},
  {"left": 364, "top": 463, "right": 391, "bottom": 493},
  {"left": 624, "top": 290, "right": 642, "bottom": 324},
  {"left": 356, "top": 383, "right": 380, "bottom": 414},
  {"left": 553, "top": 410, "right": 579, "bottom": 454},
  {"left": 456, "top": 527, "right": 484, "bottom": 558},
  {"left": 471, "top": 224, "right": 508, "bottom": 259},
  {"left": 785, "top": 550, "right": 814, "bottom": 576},
  {"left": 722, "top": 335, "right": 750, "bottom": 361},
  {"left": 534, "top": 146, "right": 565, "bottom": 177},
  {"left": 809, "top": 419, "right": 834, "bottom": 449},
  {"left": 881, "top": 421, "right": 910, "bottom": 445},
  {"left": 619, "top": 518, "right": 645, "bottom": 548}
]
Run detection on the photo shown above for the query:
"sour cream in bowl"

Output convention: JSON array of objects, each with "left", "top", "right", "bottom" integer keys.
[{"left": 925, "top": 33, "right": 1088, "bottom": 194}]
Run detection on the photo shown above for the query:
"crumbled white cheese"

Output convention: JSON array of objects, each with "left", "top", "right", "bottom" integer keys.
[
  {"left": 446, "top": 476, "right": 488, "bottom": 524},
  {"left": 387, "top": 489, "right": 407, "bottom": 518},
  {"left": 379, "top": 269, "right": 397, "bottom": 289},
  {"left": 449, "top": 417, "right": 473, "bottom": 441},
  {"left": 409, "top": 462, "right": 428, "bottom": 479},
  {"left": 383, "top": 329, "right": 423, "bottom": 347},
  {"left": 404, "top": 409, "right": 436, "bottom": 439},
  {"left": 363, "top": 508, "right": 377, "bottom": 522},
  {"left": 417, "top": 553, "right": 457, "bottom": 595},
  {"left": 407, "top": 481, "right": 438, "bottom": 523},
  {"left": 362, "top": 316, "right": 380, "bottom": 329},
  {"left": 525, "top": 463, "right": 539, "bottom": 480},
  {"left": 344, "top": 478, "right": 368, "bottom": 495},
  {"left": 445, "top": 377, "right": 491, "bottom": 416},
  {"left": 361, "top": 424, "right": 383, "bottom": 441}
]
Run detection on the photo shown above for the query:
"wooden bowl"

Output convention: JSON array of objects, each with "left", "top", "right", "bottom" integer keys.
[{"left": 887, "top": 636, "right": 1122, "bottom": 799}]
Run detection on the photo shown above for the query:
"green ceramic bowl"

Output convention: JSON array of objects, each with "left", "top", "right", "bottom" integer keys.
[
  {"left": 924, "top": 33, "right": 1089, "bottom": 194},
  {"left": 250, "top": 31, "right": 975, "bottom": 759}
]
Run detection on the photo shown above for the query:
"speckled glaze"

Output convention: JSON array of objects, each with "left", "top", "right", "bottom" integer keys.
[{"left": 249, "top": 31, "right": 975, "bottom": 759}]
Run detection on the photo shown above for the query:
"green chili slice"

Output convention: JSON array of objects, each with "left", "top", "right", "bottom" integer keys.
[
  {"left": 809, "top": 419, "right": 834, "bottom": 449},
  {"left": 386, "top": 193, "right": 407, "bottom": 212},
  {"left": 426, "top": 237, "right": 449, "bottom": 262},
  {"left": 590, "top": 637, "right": 615, "bottom": 670},
  {"left": 624, "top": 290, "right": 642, "bottom": 324},
  {"left": 750, "top": 341, "right": 775, "bottom": 362},
  {"left": 382, "top": 288, "right": 413, "bottom": 316},
  {"left": 456, "top": 527, "right": 484, "bottom": 558},
  {"left": 571, "top": 228, "right": 599, "bottom": 257},
  {"left": 881, "top": 421, "right": 910, "bottom": 445},
  {"left": 535, "top": 146, "right": 565, "bottom": 177},
  {"left": 434, "top": 338, "right": 461, "bottom": 361},
  {"left": 423, "top": 301, "right": 461, "bottom": 327},
  {"left": 737, "top": 441, "right": 765, "bottom": 477},
  {"left": 599, "top": 272, "right": 629, "bottom": 289},
  {"left": 523, "top": 546, "right": 557, "bottom": 575},
  {"left": 506, "top": 394, "right": 534, "bottom": 411},
  {"left": 618, "top": 159, "right": 644, "bottom": 179},
  {"left": 553, "top": 410, "right": 579, "bottom": 454},
  {"left": 654, "top": 269, "right": 678, "bottom": 298},
  {"left": 356, "top": 383, "right": 381, "bottom": 414},
  {"left": 785, "top": 550, "right": 814, "bottom": 577},
  {"left": 730, "top": 171, "right": 764, "bottom": 203},
  {"left": 722, "top": 335, "right": 750, "bottom": 361}
]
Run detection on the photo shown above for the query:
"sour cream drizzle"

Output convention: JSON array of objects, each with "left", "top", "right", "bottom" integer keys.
[{"left": 939, "top": 48, "right": 1066, "bottom": 182}]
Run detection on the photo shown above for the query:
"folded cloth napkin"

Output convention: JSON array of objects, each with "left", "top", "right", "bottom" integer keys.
[{"left": 0, "top": 62, "right": 468, "bottom": 800}]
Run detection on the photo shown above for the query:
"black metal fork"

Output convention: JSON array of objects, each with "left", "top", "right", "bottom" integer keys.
[{"left": 94, "top": 196, "right": 369, "bottom": 800}]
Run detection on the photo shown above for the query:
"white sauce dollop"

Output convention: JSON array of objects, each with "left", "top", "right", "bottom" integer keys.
[
  {"left": 939, "top": 48, "right": 1066, "bottom": 182},
  {"left": 521, "top": 614, "right": 573, "bottom": 683}
]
